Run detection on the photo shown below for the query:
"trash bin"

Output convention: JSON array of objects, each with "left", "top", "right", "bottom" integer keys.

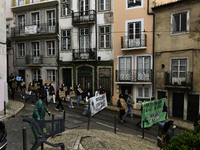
[{"left": 157, "top": 122, "right": 165, "bottom": 148}]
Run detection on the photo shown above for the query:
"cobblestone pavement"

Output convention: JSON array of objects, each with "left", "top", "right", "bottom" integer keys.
[{"left": 0, "top": 99, "right": 194, "bottom": 150}]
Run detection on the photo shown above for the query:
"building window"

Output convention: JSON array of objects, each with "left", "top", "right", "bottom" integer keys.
[
  {"left": 127, "top": 0, "right": 141, "bottom": 8},
  {"left": 171, "top": 11, "right": 189, "bottom": 34},
  {"left": 18, "top": 15, "right": 25, "bottom": 30},
  {"left": 32, "top": 12, "right": 40, "bottom": 27},
  {"left": 32, "top": 69, "right": 40, "bottom": 81},
  {"left": 61, "top": 30, "right": 71, "bottom": 50},
  {"left": 99, "top": 0, "right": 110, "bottom": 11},
  {"left": 171, "top": 59, "right": 187, "bottom": 78},
  {"left": 47, "top": 10, "right": 56, "bottom": 26},
  {"left": 18, "top": 43, "right": 25, "bottom": 57},
  {"left": 137, "top": 56, "right": 151, "bottom": 81},
  {"left": 31, "top": 0, "right": 40, "bottom": 3},
  {"left": 136, "top": 86, "right": 150, "bottom": 103},
  {"left": 6, "top": 25, "right": 9, "bottom": 36},
  {"left": 32, "top": 42, "right": 40, "bottom": 57},
  {"left": 119, "top": 57, "right": 132, "bottom": 80},
  {"left": 47, "top": 70, "right": 56, "bottom": 82},
  {"left": 99, "top": 26, "right": 111, "bottom": 49},
  {"left": 61, "top": 0, "right": 71, "bottom": 16},
  {"left": 47, "top": 41, "right": 55, "bottom": 55},
  {"left": 80, "top": 28, "right": 90, "bottom": 50},
  {"left": 17, "top": 0, "right": 25, "bottom": 6}
]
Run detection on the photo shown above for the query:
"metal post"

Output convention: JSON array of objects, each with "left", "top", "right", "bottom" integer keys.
[
  {"left": 4, "top": 101, "right": 6, "bottom": 115},
  {"left": 41, "top": 143, "right": 44, "bottom": 150},
  {"left": 52, "top": 114, "right": 55, "bottom": 138},
  {"left": 142, "top": 120, "right": 144, "bottom": 139},
  {"left": 87, "top": 102, "right": 90, "bottom": 130},
  {"left": 63, "top": 111, "right": 66, "bottom": 120},
  {"left": 114, "top": 116, "right": 117, "bottom": 134},
  {"left": 22, "top": 127, "right": 27, "bottom": 150}
]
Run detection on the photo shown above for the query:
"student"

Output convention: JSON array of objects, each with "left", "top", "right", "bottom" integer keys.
[
  {"left": 32, "top": 94, "right": 51, "bottom": 120},
  {"left": 55, "top": 86, "right": 65, "bottom": 111},
  {"left": 124, "top": 94, "right": 133, "bottom": 119},
  {"left": 117, "top": 94, "right": 126, "bottom": 123}
]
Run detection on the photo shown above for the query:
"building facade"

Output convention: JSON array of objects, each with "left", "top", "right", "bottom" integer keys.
[
  {"left": 153, "top": 0, "right": 200, "bottom": 121},
  {"left": 113, "top": 0, "right": 154, "bottom": 108},
  {"left": 11, "top": 0, "right": 59, "bottom": 88},
  {"left": 0, "top": 0, "right": 7, "bottom": 110},
  {"left": 59, "top": 0, "right": 113, "bottom": 101}
]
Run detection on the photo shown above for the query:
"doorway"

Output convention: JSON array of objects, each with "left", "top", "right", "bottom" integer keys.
[
  {"left": 187, "top": 94, "right": 199, "bottom": 122},
  {"left": 173, "top": 92, "right": 184, "bottom": 118},
  {"left": 121, "top": 85, "right": 131, "bottom": 101},
  {"left": 63, "top": 68, "right": 72, "bottom": 89}
]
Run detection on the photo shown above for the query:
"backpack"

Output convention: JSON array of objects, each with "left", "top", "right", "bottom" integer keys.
[{"left": 116, "top": 99, "right": 122, "bottom": 107}]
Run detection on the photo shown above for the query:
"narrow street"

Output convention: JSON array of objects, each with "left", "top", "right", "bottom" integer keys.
[{"left": 5, "top": 92, "right": 182, "bottom": 150}]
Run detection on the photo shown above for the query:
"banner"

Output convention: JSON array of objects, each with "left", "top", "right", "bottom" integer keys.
[
  {"left": 90, "top": 93, "right": 107, "bottom": 116},
  {"left": 141, "top": 98, "right": 168, "bottom": 128},
  {"left": 25, "top": 25, "right": 37, "bottom": 35}
]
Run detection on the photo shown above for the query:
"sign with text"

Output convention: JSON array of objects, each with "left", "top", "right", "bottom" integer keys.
[
  {"left": 25, "top": 25, "right": 37, "bottom": 35},
  {"left": 141, "top": 98, "right": 168, "bottom": 128},
  {"left": 90, "top": 93, "right": 107, "bottom": 116}
]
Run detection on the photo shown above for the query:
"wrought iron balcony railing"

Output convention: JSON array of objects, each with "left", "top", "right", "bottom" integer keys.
[
  {"left": 11, "top": 23, "right": 58, "bottom": 37},
  {"left": 121, "top": 34, "right": 147, "bottom": 49},
  {"left": 72, "top": 10, "right": 96, "bottom": 25},
  {"left": 72, "top": 48, "right": 96, "bottom": 60},
  {"left": 164, "top": 72, "right": 193, "bottom": 89},
  {"left": 115, "top": 69, "right": 152, "bottom": 82},
  {"left": 25, "top": 55, "right": 43, "bottom": 65}
]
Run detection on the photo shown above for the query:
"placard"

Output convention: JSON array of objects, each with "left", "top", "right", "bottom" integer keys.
[{"left": 59, "top": 90, "right": 65, "bottom": 98}]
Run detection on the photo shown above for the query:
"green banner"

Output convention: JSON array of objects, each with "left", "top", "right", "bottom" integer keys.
[{"left": 141, "top": 98, "right": 168, "bottom": 128}]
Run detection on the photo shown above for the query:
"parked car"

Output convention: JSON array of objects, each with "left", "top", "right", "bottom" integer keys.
[{"left": 0, "top": 121, "right": 7, "bottom": 150}]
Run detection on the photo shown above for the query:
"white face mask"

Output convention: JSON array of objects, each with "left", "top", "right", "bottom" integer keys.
[{"left": 173, "top": 125, "right": 176, "bottom": 130}]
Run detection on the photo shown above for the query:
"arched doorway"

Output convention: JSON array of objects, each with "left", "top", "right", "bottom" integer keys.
[{"left": 78, "top": 66, "right": 93, "bottom": 95}]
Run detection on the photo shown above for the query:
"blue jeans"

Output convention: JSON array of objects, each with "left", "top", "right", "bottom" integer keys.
[
  {"left": 69, "top": 97, "right": 74, "bottom": 107},
  {"left": 77, "top": 95, "right": 82, "bottom": 105},
  {"left": 21, "top": 88, "right": 25, "bottom": 97},
  {"left": 125, "top": 107, "right": 133, "bottom": 118},
  {"left": 26, "top": 91, "right": 34, "bottom": 103}
]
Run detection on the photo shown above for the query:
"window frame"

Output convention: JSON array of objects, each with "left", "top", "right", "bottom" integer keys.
[
  {"left": 32, "top": 42, "right": 40, "bottom": 57},
  {"left": 61, "top": 0, "right": 71, "bottom": 17},
  {"left": 47, "top": 41, "right": 55, "bottom": 56},
  {"left": 18, "top": 43, "right": 26, "bottom": 57},
  {"left": 47, "top": 70, "right": 56, "bottom": 82},
  {"left": 99, "top": 25, "right": 111, "bottom": 49},
  {"left": 61, "top": 29, "right": 71, "bottom": 50},
  {"left": 171, "top": 10, "right": 190, "bottom": 35},
  {"left": 98, "top": 0, "right": 111, "bottom": 12},
  {"left": 126, "top": 0, "right": 143, "bottom": 10}
]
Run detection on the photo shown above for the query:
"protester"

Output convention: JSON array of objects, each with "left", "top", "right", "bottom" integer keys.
[
  {"left": 55, "top": 86, "right": 64, "bottom": 111},
  {"left": 117, "top": 94, "right": 126, "bottom": 123},
  {"left": 124, "top": 94, "right": 133, "bottom": 119},
  {"left": 32, "top": 94, "right": 51, "bottom": 120},
  {"left": 194, "top": 114, "right": 200, "bottom": 130},
  {"left": 49, "top": 83, "right": 56, "bottom": 104},
  {"left": 16, "top": 75, "right": 22, "bottom": 91},
  {"left": 10, "top": 79, "right": 17, "bottom": 100},
  {"left": 76, "top": 84, "right": 83, "bottom": 105},
  {"left": 20, "top": 79, "right": 26, "bottom": 99},
  {"left": 26, "top": 82, "right": 34, "bottom": 103},
  {"left": 99, "top": 86, "right": 105, "bottom": 95},
  {"left": 165, "top": 120, "right": 176, "bottom": 144},
  {"left": 136, "top": 104, "right": 143, "bottom": 127},
  {"left": 68, "top": 86, "right": 74, "bottom": 108}
]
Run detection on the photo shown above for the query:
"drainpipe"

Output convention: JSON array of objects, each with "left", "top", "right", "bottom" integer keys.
[
  {"left": 95, "top": 0, "right": 98, "bottom": 92},
  {"left": 56, "top": 4, "right": 60, "bottom": 87},
  {"left": 147, "top": 0, "right": 155, "bottom": 97}
]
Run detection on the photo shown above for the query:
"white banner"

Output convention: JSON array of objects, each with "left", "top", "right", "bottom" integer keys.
[
  {"left": 25, "top": 25, "right": 37, "bottom": 35},
  {"left": 90, "top": 93, "right": 107, "bottom": 116}
]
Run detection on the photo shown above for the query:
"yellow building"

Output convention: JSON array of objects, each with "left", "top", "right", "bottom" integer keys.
[
  {"left": 153, "top": 0, "right": 200, "bottom": 121},
  {"left": 113, "top": 0, "right": 154, "bottom": 108}
]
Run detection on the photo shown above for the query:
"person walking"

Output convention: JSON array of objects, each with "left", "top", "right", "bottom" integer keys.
[
  {"left": 76, "top": 84, "right": 83, "bottom": 105},
  {"left": 68, "top": 86, "right": 74, "bottom": 108},
  {"left": 124, "top": 94, "right": 133, "bottom": 119},
  {"left": 32, "top": 94, "right": 51, "bottom": 120},
  {"left": 55, "top": 86, "right": 64, "bottom": 111},
  {"left": 10, "top": 79, "right": 17, "bottom": 100},
  {"left": 49, "top": 83, "right": 56, "bottom": 104},
  {"left": 117, "top": 94, "right": 126, "bottom": 123},
  {"left": 20, "top": 79, "right": 26, "bottom": 99},
  {"left": 26, "top": 82, "right": 34, "bottom": 103}
]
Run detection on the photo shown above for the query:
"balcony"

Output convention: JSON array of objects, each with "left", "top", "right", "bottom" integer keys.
[
  {"left": 72, "top": 10, "right": 96, "bottom": 26},
  {"left": 11, "top": 23, "right": 58, "bottom": 37},
  {"left": 72, "top": 48, "right": 96, "bottom": 61},
  {"left": 115, "top": 69, "right": 152, "bottom": 83},
  {"left": 164, "top": 72, "right": 193, "bottom": 89},
  {"left": 26, "top": 55, "right": 43, "bottom": 66},
  {"left": 121, "top": 34, "right": 147, "bottom": 50}
]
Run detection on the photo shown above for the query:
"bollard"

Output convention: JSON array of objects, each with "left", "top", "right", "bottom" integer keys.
[
  {"left": 41, "top": 143, "right": 44, "bottom": 150},
  {"left": 4, "top": 101, "right": 6, "bottom": 115},
  {"left": 63, "top": 111, "right": 66, "bottom": 120},
  {"left": 87, "top": 103, "right": 91, "bottom": 130},
  {"left": 114, "top": 116, "right": 117, "bottom": 134},
  {"left": 52, "top": 114, "right": 55, "bottom": 138},
  {"left": 22, "top": 127, "right": 27, "bottom": 150}
]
